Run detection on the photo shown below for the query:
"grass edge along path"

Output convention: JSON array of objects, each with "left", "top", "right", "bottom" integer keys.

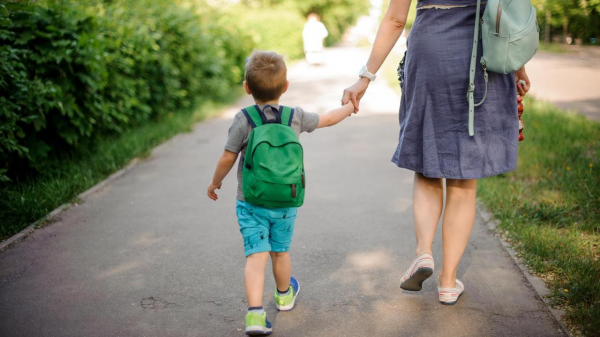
[
  {"left": 0, "top": 97, "right": 237, "bottom": 241},
  {"left": 478, "top": 100, "right": 599, "bottom": 336}
]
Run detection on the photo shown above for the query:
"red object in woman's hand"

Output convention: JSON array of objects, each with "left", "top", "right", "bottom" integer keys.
[{"left": 517, "top": 95, "right": 525, "bottom": 141}]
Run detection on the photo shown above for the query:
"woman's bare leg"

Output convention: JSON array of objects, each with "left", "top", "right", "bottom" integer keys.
[
  {"left": 412, "top": 173, "right": 444, "bottom": 257},
  {"left": 439, "top": 178, "right": 477, "bottom": 288}
]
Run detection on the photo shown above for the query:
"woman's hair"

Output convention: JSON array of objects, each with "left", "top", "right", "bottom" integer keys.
[{"left": 245, "top": 50, "right": 287, "bottom": 102}]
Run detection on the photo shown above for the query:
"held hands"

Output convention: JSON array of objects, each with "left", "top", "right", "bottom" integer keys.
[
  {"left": 515, "top": 66, "right": 531, "bottom": 97},
  {"left": 207, "top": 182, "right": 222, "bottom": 201},
  {"left": 341, "top": 77, "right": 370, "bottom": 112}
]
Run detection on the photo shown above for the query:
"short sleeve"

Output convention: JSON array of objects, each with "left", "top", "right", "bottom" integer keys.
[
  {"left": 295, "top": 106, "right": 320, "bottom": 134},
  {"left": 224, "top": 112, "right": 250, "bottom": 153}
]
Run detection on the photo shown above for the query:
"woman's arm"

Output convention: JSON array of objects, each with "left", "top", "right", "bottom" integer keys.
[
  {"left": 366, "top": 0, "right": 412, "bottom": 74},
  {"left": 342, "top": 0, "right": 413, "bottom": 111}
]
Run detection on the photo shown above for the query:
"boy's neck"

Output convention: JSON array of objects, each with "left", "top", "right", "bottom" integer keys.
[{"left": 254, "top": 100, "right": 280, "bottom": 106}]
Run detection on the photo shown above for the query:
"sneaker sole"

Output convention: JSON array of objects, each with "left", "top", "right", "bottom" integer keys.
[
  {"left": 246, "top": 326, "right": 273, "bottom": 335},
  {"left": 400, "top": 267, "right": 433, "bottom": 291},
  {"left": 276, "top": 283, "right": 300, "bottom": 311},
  {"left": 439, "top": 292, "right": 463, "bottom": 305}
]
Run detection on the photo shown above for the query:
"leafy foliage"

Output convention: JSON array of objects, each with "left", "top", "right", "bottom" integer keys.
[
  {"left": 292, "top": 0, "right": 371, "bottom": 45},
  {"left": 223, "top": 3, "right": 306, "bottom": 59},
  {"left": 0, "top": 0, "right": 251, "bottom": 181},
  {"left": 0, "top": 0, "right": 367, "bottom": 183},
  {"left": 533, "top": 0, "right": 600, "bottom": 43},
  {"left": 234, "top": 0, "right": 370, "bottom": 47}
]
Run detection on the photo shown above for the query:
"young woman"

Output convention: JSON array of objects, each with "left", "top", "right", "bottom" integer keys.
[{"left": 342, "top": 0, "right": 531, "bottom": 304}]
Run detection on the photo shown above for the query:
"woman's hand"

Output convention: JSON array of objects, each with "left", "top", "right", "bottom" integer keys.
[
  {"left": 515, "top": 66, "right": 531, "bottom": 97},
  {"left": 342, "top": 77, "right": 370, "bottom": 112}
]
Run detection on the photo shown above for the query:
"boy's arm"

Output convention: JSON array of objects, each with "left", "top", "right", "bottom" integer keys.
[
  {"left": 317, "top": 102, "right": 355, "bottom": 128},
  {"left": 207, "top": 150, "right": 239, "bottom": 201}
]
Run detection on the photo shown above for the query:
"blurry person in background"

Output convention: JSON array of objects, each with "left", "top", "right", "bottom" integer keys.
[{"left": 303, "top": 13, "right": 328, "bottom": 65}]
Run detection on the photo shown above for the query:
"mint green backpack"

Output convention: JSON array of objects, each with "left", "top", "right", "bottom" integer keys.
[
  {"left": 242, "top": 105, "right": 305, "bottom": 209},
  {"left": 467, "top": 0, "right": 539, "bottom": 136}
]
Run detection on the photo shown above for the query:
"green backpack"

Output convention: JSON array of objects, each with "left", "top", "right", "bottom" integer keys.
[
  {"left": 467, "top": 0, "right": 539, "bottom": 136},
  {"left": 242, "top": 105, "right": 305, "bottom": 209}
]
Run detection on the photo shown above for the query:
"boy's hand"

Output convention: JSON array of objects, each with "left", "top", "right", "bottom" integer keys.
[
  {"left": 317, "top": 101, "right": 356, "bottom": 128},
  {"left": 207, "top": 182, "right": 222, "bottom": 201}
]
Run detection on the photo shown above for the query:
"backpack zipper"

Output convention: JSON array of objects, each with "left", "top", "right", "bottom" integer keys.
[
  {"left": 250, "top": 141, "right": 302, "bottom": 161},
  {"left": 291, "top": 184, "right": 297, "bottom": 198},
  {"left": 496, "top": 3, "right": 502, "bottom": 34}
]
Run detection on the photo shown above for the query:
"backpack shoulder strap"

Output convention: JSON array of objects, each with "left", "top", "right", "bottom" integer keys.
[
  {"left": 279, "top": 105, "right": 294, "bottom": 127},
  {"left": 242, "top": 105, "right": 266, "bottom": 128},
  {"left": 467, "top": 0, "right": 487, "bottom": 137}
]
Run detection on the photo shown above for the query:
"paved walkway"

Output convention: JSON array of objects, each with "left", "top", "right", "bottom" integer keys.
[
  {"left": 0, "top": 47, "right": 564, "bottom": 337},
  {"left": 526, "top": 47, "right": 600, "bottom": 120}
]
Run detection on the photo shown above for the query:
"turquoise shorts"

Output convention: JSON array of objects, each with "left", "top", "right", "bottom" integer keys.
[{"left": 236, "top": 200, "right": 298, "bottom": 257}]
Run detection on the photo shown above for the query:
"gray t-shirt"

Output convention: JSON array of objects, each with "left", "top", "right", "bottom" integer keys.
[{"left": 224, "top": 104, "right": 320, "bottom": 201}]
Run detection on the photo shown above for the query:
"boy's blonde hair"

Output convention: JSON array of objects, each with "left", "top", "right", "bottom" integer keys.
[{"left": 245, "top": 50, "right": 287, "bottom": 102}]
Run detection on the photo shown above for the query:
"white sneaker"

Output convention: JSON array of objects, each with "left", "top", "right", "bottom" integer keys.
[
  {"left": 438, "top": 279, "right": 465, "bottom": 305},
  {"left": 400, "top": 253, "right": 435, "bottom": 291}
]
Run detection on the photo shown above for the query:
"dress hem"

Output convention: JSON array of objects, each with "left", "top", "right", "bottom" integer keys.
[{"left": 391, "top": 159, "right": 516, "bottom": 180}]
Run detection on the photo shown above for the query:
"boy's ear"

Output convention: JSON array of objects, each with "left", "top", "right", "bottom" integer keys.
[
  {"left": 282, "top": 80, "right": 289, "bottom": 94},
  {"left": 243, "top": 81, "right": 252, "bottom": 95}
]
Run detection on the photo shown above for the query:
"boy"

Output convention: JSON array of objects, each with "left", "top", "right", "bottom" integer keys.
[{"left": 207, "top": 50, "right": 354, "bottom": 335}]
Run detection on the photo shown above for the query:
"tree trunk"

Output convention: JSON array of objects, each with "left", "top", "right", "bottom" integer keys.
[
  {"left": 545, "top": 10, "right": 551, "bottom": 43},
  {"left": 563, "top": 16, "right": 569, "bottom": 44}
]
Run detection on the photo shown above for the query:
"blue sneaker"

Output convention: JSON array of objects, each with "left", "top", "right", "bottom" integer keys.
[
  {"left": 274, "top": 276, "right": 300, "bottom": 311},
  {"left": 245, "top": 311, "right": 272, "bottom": 335}
]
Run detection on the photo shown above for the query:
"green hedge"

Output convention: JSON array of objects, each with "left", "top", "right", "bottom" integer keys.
[
  {"left": 225, "top": 4, "right": 306, "bottom": 60},
  {"left": 233, "top": 0, "right": 370, "bottom": 48},
  {"left": 0, "top": 0, "right": 370, "bottom": 182},
  {"left": 0, "top": 0, "right": 251, "bottom": 180}
]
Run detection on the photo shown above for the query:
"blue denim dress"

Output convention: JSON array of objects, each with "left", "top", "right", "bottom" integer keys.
[{"left": 392, "top": 1, "right": 518, "bottom": 179}]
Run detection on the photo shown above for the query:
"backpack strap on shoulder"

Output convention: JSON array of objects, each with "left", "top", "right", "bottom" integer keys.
[
  {"left": 242, "top": 105, "right": 266, "bottom": 128},
  {"left": 466, "top": 0, "right": 488, "bottom": 137},
  {"left": 279, "top": 105, "right": 294, "bottom": 127}
]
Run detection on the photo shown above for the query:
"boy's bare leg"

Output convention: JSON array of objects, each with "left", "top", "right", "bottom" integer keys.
[
  {"left": 412, "top": 173, "right": 444, "bottom": 257},
  {"left": 245, "top": 252, "right": 270, "bottom": 307},
  {"left": 439, "top": 178, "right": 477, "bottom": 288},
  {"left": 270, "top": 252, "right": 291, "bottom": 292}
]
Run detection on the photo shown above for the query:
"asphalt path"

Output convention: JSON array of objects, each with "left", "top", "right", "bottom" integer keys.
[
  {"left": 0, "top": 47, "right": 565, "bottom": 337},
  {"left": 526, "top": 47, "right": 600, "bottom": 120}
]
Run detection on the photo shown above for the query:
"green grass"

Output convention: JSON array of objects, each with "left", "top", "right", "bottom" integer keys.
[
  {"left": 538, "top": 42, "right": 569, "bottom": 53},
  {"left": 478, "top": 99, "right": 599, "bottom": 336},
  {"left": 382, "top": 50, "right": 403, "bottom": 96},
  {"left": 0, "top": 95, "right": 239, "bottom": 240}
]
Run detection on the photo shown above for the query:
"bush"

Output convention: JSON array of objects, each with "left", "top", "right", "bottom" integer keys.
[
  {"left": 231, "top": 0, "right": 370, "bottom": 47},
  {"left": 294, "top": 0, "right": 371, "bottom": 46},
  {"left": 0, "top": 0, "right": 251, "bottom": 180},
  {"left": 224, "top": 4, "right": 305, "bottom": 59}
]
